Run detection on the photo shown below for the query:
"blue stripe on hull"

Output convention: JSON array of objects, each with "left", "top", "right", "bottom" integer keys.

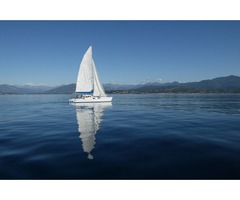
[{"left": 76, "top": 90, "right": 93, "bottom": 95}]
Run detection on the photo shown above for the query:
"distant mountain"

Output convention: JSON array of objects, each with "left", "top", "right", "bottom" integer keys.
[
  {"left": 103, "top": 83, "right": 137, "bottom": 91},
  {"left": 104, "top": 81, "right": 181, "bottom": 91},
  {"left": 0, "top": 84, "right": 55, "bottom": 94},
  {"left": 44, "top": 84, "right": 76, "bottom": 94},
  {"left": 185, "top": 75, "right": 240, "bottom": 91},
  {"left": 15, "top": 85, "right": 54, "bottom": 93},
  {"left": 133, "top": 75, "right": 240, "bottom": 93},
  {"left": 0, "top": 84, "right": 24, "bottom": 94}
]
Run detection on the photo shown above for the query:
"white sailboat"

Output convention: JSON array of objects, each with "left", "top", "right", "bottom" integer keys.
[{"left": 69, "top": 46, "right": 112, "bottom": 103}]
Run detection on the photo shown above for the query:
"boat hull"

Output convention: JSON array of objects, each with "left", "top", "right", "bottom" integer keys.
[{"left": 69, "top": 96, "right": 112, "bottom": 103}]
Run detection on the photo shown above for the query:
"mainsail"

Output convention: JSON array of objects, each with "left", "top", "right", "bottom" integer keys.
[{"left": 75, "top": 46, "right": 93, "bottom": 94}]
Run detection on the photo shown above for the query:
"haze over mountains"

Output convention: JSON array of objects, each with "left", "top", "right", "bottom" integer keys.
[{"left": 1, "top": 75, "right": 240, "bottom": 94}]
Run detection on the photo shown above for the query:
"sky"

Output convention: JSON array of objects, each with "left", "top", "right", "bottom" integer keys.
[{"left": 0, "top": 20, "right": 240, "bottom": 86}]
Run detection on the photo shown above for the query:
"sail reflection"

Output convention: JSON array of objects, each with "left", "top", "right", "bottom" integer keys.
[{"left": 71, "top": 102, "right": 112, "bottom": 159}]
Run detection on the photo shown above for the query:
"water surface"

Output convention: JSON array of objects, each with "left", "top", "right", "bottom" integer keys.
[{"left": 0, "top": 94, "right": 240, "bottom": 179}]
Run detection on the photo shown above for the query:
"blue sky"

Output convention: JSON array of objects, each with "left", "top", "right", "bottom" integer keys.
[{"left": 0, "top": 21, "right": 240, "bottom": 86}]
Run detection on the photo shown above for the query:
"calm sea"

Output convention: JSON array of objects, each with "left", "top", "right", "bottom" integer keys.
[{"left": 0, "top": 94, "right": 240, "bottom": 179}]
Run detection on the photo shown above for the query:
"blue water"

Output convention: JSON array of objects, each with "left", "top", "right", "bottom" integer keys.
[{"left": 0, "top": 94, "right": 240, "bottom": 179}]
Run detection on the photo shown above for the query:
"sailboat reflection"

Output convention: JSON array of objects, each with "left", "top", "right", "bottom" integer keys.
[{"left": 71, "top": 102, "right": 112, "bottom": 159}]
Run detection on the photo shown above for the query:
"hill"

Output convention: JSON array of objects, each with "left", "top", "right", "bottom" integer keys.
[
  {"left": 0, "top": 84, "right": 24, "bottom": 94},
  {"left": 0, "top": 84, "right": 54, "bottom": 94},
  {"left": 132, "top": 75, "right": 240, "bottom": 93},
  {"left": 103, "top": 83, "right": 137, "bottom": 91},
  {"left": 44, "top": 84, "right": 76, "bottom": 94}
]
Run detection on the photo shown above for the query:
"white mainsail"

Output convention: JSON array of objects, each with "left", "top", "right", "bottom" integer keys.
[{"left": 75, "top": 46, "right": 93, "bottom": 94}]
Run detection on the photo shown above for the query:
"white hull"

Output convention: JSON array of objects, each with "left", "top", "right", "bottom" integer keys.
[{"left": 69, "top": 96, "right": 112, "bottom": 103}]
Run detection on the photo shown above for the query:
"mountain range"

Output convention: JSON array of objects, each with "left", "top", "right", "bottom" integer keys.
[
  {"left": 132, "top": 75, "right": 240, "bottom": 93},
  {"left": 0, "top": 84, "right": 54, "bottom": 94},
  {"left": 1, "top": 75, "right": 240, "bottom": 94}
]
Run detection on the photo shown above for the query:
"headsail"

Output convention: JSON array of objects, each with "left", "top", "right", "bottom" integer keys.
[
  {"left": 93, "top": 60, "right": 107, "bottom": 97},
  {"left": 75, "top": 46, "right": 93, "bottom": 94}
]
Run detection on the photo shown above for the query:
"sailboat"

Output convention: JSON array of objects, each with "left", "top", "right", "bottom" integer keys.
[{"left": 69, "top": 46, "right": 113, "bottom": 103}]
